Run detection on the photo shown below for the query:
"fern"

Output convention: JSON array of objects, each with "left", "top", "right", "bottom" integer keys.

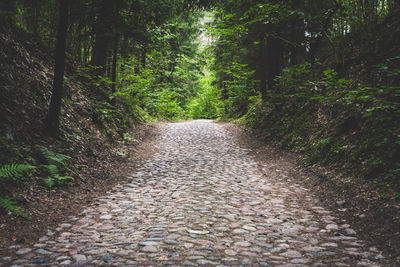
[
  {"left": 40, "top": 147, "right": 71, "bottom": 168},
  {"left": 45, "top": 178, "right": 55, "bottom": 188},
  {"left": 56, "top": 175, "right": 73, "bottom": 183},
  {"left": 0, "top": 197, "right": 28, "bottom": 218},
  {"left": 43, "top": 164, "right": 74, "bottom": 188},
  {"left": 43, "top": 164, "right": 58, "bottom": 177},
  {"left": 45, "top": 175, "right": 74, "bottom": 188},
  {"left": 0, "top": 164, "right": 36, "bottom": 180},
  {"left": 39, "top": 147, "right": 77, "bottom": 188},
  {"left": 0, "top": 164, "right": 34, "bottom": 218},
  {"left": 40, "top": 147, "right": 77, "bottom": 175}
]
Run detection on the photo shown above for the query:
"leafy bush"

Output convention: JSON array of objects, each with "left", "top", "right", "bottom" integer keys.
[
  {"left": 215, "top": 61, "right": 257, "bottom": 118},
  {"left": 116, "top": 41, "right": 204, "bottom": 121},
  {"left": 146, "top": 89, "right": 186, "bottom": 120},
  {"left": 187, "top": 72, "right": 222, "bottom": 119}
]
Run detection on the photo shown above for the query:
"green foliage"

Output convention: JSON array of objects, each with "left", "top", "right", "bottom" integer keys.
[
  {"left": 115, "top": 12, "right": 206, "bottom": 121},
  {"left": 122, "top": 133, "right": 138, "bottom": 145},
  {"left": 316, "top": 137, "right": 333, "bottom": 150},
  {"left": 42, "top": 164, "right": 73, "bottom": 188},
  {"left": 95, "top": 101, "right": 125, "bottom": 126},
  {"left": 40, "top": 147, "right": 72, "bottom": 172},
  {"left": 0, "top": 197, "right": 27, "bottom": 218},
  {"left": 112, "top": 150, "right": 128, "bottom": 159},
  {"left": 187, "top": 72, "right": 222, "bottom": 119},
  {"left": 187, "top": 87, "right": 220, "bottom": 119},
  {"left": 238, "top": 93, "right": 263, "bottom": 127},
  {"left": 210, "top": 0, "right": 399, "bottom": 192},
  {"left": 0, "top": 163, "right": 34, "bottom": 217},
  {"left": 40, "top": 147, "right": 74, "bottom": 188},
  {"left": 243, "top": 2, "right": 294, "bottom": 25},
  {"left": 2, "top": 0, "right": 398, "bottom": 202},
  {"left": 148, "top": 89, "right": 187, "bottom": 120},
  {"left": 0, "top": 164, "right": 35, "bottom": 181},
  {"left": 242, "top": 59, "right": 400, "bottom": 190},
  {"left": 215, "top": 61, "right": 257, "bottom": 118}
]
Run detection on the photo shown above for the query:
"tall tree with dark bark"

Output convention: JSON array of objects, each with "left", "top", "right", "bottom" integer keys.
[
  {"left": 111, "top": 37, "right": 118, "bottom": 106},
  {"left": 44, "top": 0, "right": 69, "bottom": 136},
  {"left": 91, "top": 0, "right": 120, "bottom": 73},
  {"left": 0, "top": 0, "right": 16, "bottom": 27}
]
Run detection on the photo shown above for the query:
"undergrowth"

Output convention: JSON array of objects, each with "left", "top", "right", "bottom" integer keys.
[
  {"left": 40, "top": 146, "right": 75, "bottom": 188},
  {"left": 0, "top": 163, "right": 35, "bottom": 217},
  {"left": 239, "top": 61, "right": 400, "bottom": 197}
]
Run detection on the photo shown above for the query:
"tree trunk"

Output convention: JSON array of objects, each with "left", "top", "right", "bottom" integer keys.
[
  {"left": 24, "top": 1, "right": 40, "bottom": 36},
  {"left": 0, "top": 0, "right": 16, "bottom": 27},
  {"left": 111, "top": 38, "right": 118, "bottom": 106},
  {"left": 134, "top": 48, "right": 141, "bottom": 74},
  {"left": 44, "top": 0, "right": 69, "bottom": 136},
  {"left": 141, "top": 45, "right": 147, "bottom": 69},
  {"left": 266, "top": 30, "right": 283, "bottom": 94},
  {"left": 83, "top": 26, "right": 88, "bottom": 64},
  {"left": 259, "top": 37, "right": 268, "bottom": 101},
  {"left": 91, "top": 0, "right": 115, "bottom": 73},
  {"left": 74, "top": 25, "right": 83, "bottom": 63},
  {"left": 106, "top": 49, "right": 112, "bottom": 77},
  {"left": 289, "top": 0, "right": 306, "bottom": 65}
]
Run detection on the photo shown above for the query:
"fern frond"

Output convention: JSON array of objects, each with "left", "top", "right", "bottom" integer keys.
[
  {"left": 0, "top": 164, "right": 36, "bottom": 180},
  {"left": 40, "top": 146, "right": 77, "bottom": 176},
  {"left": 48, "top": 153, "right": 71, "bottom": 164},
  {"left": 43, "top": 164, "right": 59, "bottom": 177},
  {"left": 55, "top": 175, "right": 74, "bottom": 183},
  {"left": 40, "top": 147, "right": 77, "bottom": 187},
  {"left": 40, "top": 147, "right": 71, "bottom": 163},
  {"left": 0, "top": 197, "right": 28, "bottom": 218},
  {"left": 45, "top": 175, "right": 73, "bottom": 188},
  {"left": 45, "top": 177, "right": 55, "bottom": 188}
]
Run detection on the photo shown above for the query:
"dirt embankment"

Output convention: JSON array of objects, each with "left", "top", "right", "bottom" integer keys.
[
  {"left": 0, "top": 123, "right": 160, "bottom": 255},
  {"left": 0, "top": 28, "right": 160, "bottom": 254}
]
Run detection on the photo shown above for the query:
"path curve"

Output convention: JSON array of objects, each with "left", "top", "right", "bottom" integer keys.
[{"left": 2, "top": 121, "right": 382, "bottom": 266}]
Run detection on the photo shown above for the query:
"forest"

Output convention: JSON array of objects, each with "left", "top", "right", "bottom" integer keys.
[{"left": 0, "top": 0, "right": 400, "bottom": 263}]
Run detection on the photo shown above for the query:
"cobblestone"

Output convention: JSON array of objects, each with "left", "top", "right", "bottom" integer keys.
[{"left": 3, "top": 121, "right": 383, "bottom": 266}]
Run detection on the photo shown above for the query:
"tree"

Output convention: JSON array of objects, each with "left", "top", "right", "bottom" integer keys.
[
  {"left": 0, "top": 0, "right": 16, "bottom": 27},
  {"left": 90, "top": 0, "right": 119, "bottom": 72},
  {"left": 44, "top": 0, "right": 69, "bottom": 136}
]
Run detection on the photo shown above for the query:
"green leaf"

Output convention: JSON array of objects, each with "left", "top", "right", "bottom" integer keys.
[
  {"left": 0, "top": 197, "right": 28, "bottom": 218},
  {"left": 45, "top": 177, "right": 55, "bottom": 188},
  {"left": 0, "top": 164, "right": 36, "bottom": 180},
  {"left": 43, "top": 164, "right": 58, "bottom": 177}
]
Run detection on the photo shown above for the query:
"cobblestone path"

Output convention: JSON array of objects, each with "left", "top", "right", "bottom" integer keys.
[{"left": 2, "top": 121, "right": 383, "bottom": 266}]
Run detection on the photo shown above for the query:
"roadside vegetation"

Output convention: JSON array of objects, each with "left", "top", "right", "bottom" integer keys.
[
  {"left": 0, "top": 0, "right": 399, "bottom": 250},
  {"left": 205, "top": 1, "right": 400, "bottom": 200}
]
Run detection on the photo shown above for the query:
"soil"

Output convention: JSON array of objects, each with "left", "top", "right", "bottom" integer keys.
[
  {"left": 223, "top": 122, "right": 400, "bottom": 265},
  {"left": 0, "top": 123, "right": 160, "bottom": 255}
]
